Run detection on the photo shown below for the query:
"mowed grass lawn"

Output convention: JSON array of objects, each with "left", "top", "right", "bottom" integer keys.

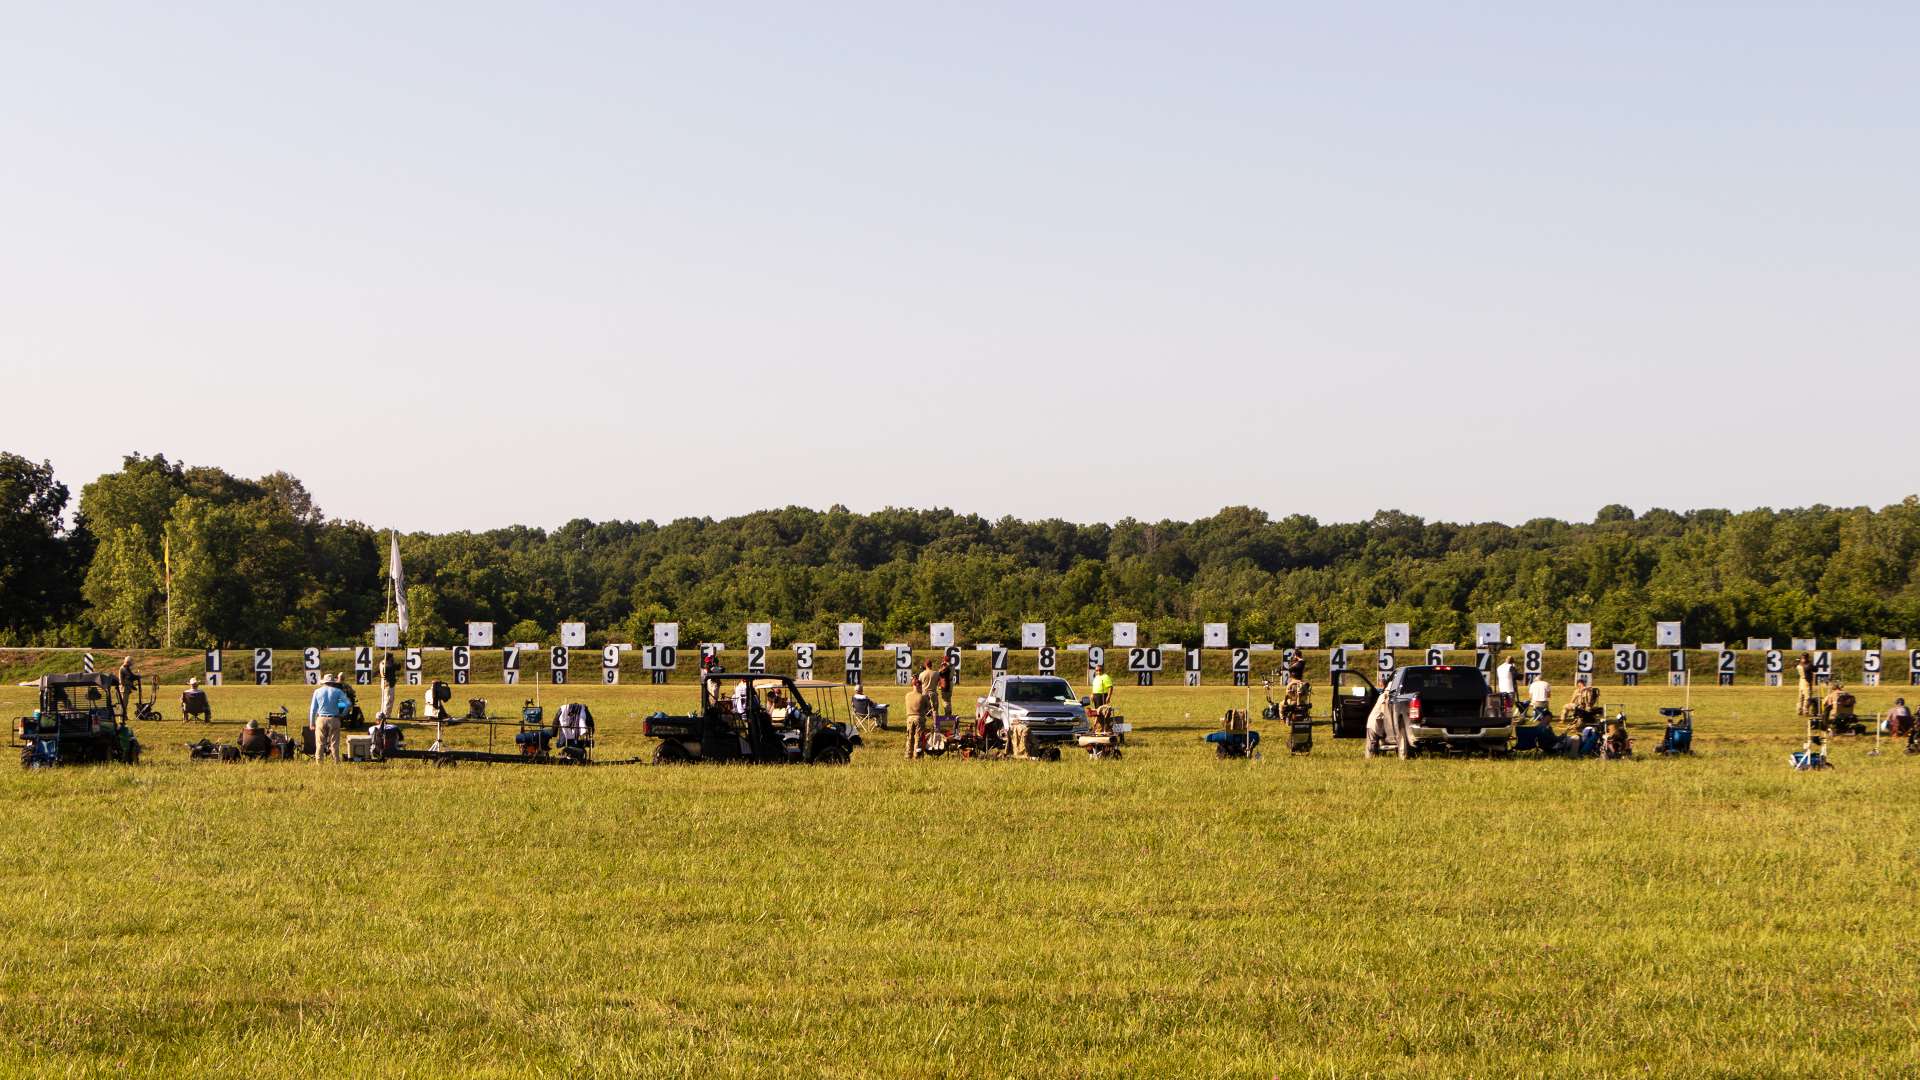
[{"left": 3, "top": 678, "right": 1918, "bottom": 1079}]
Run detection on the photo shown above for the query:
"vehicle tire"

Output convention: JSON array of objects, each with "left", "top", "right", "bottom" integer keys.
[
  {"left": 653, "top": 742, "right": 693, "bottom": 765},
  {"left": 20, "top": 745, "right": 40, "bottom": 769},
  {"left": 811, "top": 743, "right": 851, "bottom": 766}
]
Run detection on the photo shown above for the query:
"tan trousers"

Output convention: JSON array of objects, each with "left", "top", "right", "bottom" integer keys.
[
  {"left": 1797, "top": 682, "right": 1813, "bottom": 717},
  {"left": 314, "top": 716, "right": 341, "bottom": 761},
  {"left": 379, "top": 681, "right": 396, "bottom": 720}
]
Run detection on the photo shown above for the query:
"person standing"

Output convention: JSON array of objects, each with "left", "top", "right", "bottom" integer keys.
[
  {"left": 117, "top": 655, "right": 139, "bottom": 712},
  {"left": 1795, "top": 653, "right": 1814, "bottom": 717},
  {"left": 1090, "top": 663, "right": 1115, "bottom": 710},
  {"left": 935, "top": 655, "right": 954, "bottom": 718},
  {"left": 309, "top": 673, "right": 351, "bottom": 762},
  {"left": 904, "top": 659, "right": 933, "bottom": 759},
  {"left": 377, "top": 649, "right": 400, "bottom": 720},
  {"left": 1495, "top": 655, "right": 1518, "bottom": 713}
]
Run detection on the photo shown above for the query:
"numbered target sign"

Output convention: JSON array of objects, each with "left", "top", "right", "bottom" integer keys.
[
  {"left": 643, "top": 644, "right": 678, "bottom": 671},
  {"left": 843, "top": 645, "right": 864, "bottom": 672},
  {"left": 1127, "top": 646, "right": 1163, "bottom": 671},
  {"left": 1863, "top": 649, "right": 1882, "bottom": 686},
  {"left": 501, "top": 647, "right": 521, "bottom": 684},
  {"left": 1910, "top": 649, "right": 1920, "bottom": 684},
  {"left": 1037, "top": 645, "right": 1057, "bottom": 674},
  {"left": 1522, "top": 644, "right": 1545, "bottom": 678},
  {"left": 746, "top": 643, "right": 767, "bottom": 674},
  {"left": 1022, "top": 623, "right": 1046, "bottom": 648},
  {"left": 989, "top": 646, "right": 1009, "bottom": 673},
  {"left": 1384, "top": 623, "right": 1411, "bottom": 649},
  {"left": 1475, "top": 648, "right": 1494, "bottom": 674},
  {"left": 1765, "top": 650, "right": 1784, "bottom": 673},
  {"left": 1203, "top": 623, "right": 1228, "bottom": 649},
  {"left": 598, "top": 644, "right": 620, "bottom": 685},
  {"left": 373, "top": 623, "right": 400, "bottom": 649},
  {"left": 1475, "top": 623, "right": 1502, "bottom": 647},
  {"left": 838, "top": 623, "right": 864, "bottom": 648},
  {"left": 1613, "top": 644, "right": 1649, "bottom": 684},
  {"left": 894, "top": 645, "right": 913, "bottom": 685},
  {"left": 252, "top": 648, "right": 273, "bottom": 685},
  {"left": 452, "top": 645, "right": 471, "bottom": 685},
  {"left": 1232, "top": 648, "right": 1251, "bottom": 675},
  {"left": 1329, "top": 646, "right": 1347, "bottom": 673},
  {"left": 746, "top": 623, "right": 771, "bottom": 649},
  {"left": 353, "top": 646, "right": 373, "bottom": 686},
  {"left": 1294, "top": 624, "right": 1320, "bottom": 649},
  {"left": 1426, "top": 645, "right": 1448, "bottom": 666},
  {"left": 302, "top": 647, "right": 321, "bottom": 685},
  {"left": 943, "top": 645, "right": 962, "bottom": 679},
  {"left": 1112, "top": 623, "right": 1138, "bottom": 648},
  {"left": 792, "top": 643, "right": 815, "bottom": 674},
  {"left": 1087, "top": 645, "right": 1106, "bottom": 673},
  {"left": 1716, "top": 649, "right": 1736, "bottom": 685},
  {"left": 1813, "top": 652, "right": 1832, "bottom": 681},
  {"left": 1377, "top": 648, "right": 1396, "bottom": 675},
  {"left": 1656, "top": 622, "right": 1683, "bottom": 647},
  {"left": 1185, "top": 647, "right": 1202, "bottom": 672},
  {"left": 929, "top": 623, "right": 955, "bottom": 648},
  {"left": 403, "top": 647, "right": 422, "bottom": 685},
  {"left": 654, "top": 623, "right": 679, "bottom": 648},
  {"left": 1576, "top": 649, "right": 1595, "bottom": 684},
  {"left": 203, "top": 648, "right": 223, "bottom": 682},
  {"left": 467, "top": 622, "right": 494, "bottom": 647},
  {"left": 550, "top": 645, "right": 569, "bottom": 685},
  {"left": 1566, "top": 624, "right": 1592, "bottom": 649}
]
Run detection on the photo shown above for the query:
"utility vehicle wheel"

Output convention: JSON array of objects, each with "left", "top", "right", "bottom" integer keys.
[
  {"left": 811, "top": 744, "right": 851, "bottom": 766},
  {"left": 1216, "top": 742, "right": 1231, "bottom": 759},
  {"left": 20, "top": 746, "right": 41, "bottom": 769},
  {"left": 653, "top": 742, "right": 692, "bottom": 765}
]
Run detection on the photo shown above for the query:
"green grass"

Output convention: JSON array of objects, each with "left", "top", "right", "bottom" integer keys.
[{"left": 3, "top": 681, "right": 1917, "bottom": 1078}]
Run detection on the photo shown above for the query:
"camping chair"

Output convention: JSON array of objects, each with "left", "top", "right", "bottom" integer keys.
[
  {"left": 1203, "top": 709, "right": 1260, "bottom": 759},
  {"left": 1656, "top": 707, "right": 1694, "bottom": 754},
  {"left": 850, "top": 693, "right": 889, "bottom": 731}
]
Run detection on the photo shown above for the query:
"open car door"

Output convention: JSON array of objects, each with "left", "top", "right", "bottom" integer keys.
[{"left": 1330, "top": 670, "right": 1378, "bottom": 739}]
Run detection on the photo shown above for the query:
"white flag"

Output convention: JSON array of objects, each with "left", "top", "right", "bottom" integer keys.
[{"left": 390, "top": 532, "right": 409, "bottom": 634}]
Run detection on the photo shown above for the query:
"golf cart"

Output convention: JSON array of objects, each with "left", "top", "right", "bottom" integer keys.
[
  {"left": 15, "top": 673, "right": 143, "bottom": 768},
  {"left": 644, "top": 673, "right": 862, "bottom": 765}
]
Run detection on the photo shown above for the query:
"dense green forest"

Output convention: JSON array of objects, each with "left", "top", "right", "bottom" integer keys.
[{"left": 3, "top": 452, "right": 1918, "bottom": 649}]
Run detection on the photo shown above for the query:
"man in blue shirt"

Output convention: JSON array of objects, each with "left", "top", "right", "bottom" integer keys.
[{"left": 309, "top": 673, "right": 352, "bottom": 762}]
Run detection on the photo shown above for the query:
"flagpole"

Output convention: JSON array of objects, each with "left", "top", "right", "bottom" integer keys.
[{"left": 163, "top": 527, "right": 172, "bottom": 650}]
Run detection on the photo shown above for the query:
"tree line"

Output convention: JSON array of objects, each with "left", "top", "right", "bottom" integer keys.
[{"left": 3, "top": 452, "right": 1918, "bottom": 649}]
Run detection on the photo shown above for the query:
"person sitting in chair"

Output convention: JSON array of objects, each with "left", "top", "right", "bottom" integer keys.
[
  {"left": 180, "top": 678, "right": 213, "bottom": 723},
  {"left": 1882, "top": 698, "right": 1913, "bottom": 738},
  {"left": 1821, "top": 682, "right": 1858, "bottom": 732},
  {"left": 237, "top": 718, "right": 271, "bottom": 758}
]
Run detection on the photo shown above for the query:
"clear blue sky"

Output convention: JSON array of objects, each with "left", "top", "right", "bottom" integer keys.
[{"left": 4, "top": 3, "right": 1914, "bottom": 531}]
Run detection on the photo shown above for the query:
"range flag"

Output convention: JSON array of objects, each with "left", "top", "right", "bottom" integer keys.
[{"left": 390, "top": 533, "right": 409, "bottom": 634}]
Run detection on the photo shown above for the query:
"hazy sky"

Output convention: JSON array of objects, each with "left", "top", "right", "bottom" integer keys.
[{"left": 4, "top": 3, "right": 1914, "bottom": 532}]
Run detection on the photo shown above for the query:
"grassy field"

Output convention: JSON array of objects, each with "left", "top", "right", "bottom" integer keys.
[{"left": 3, "top": 678, "right": 1918, "bottom": 1078}]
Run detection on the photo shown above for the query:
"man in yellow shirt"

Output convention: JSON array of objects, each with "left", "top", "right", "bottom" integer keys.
[{"left": 1090, "top": 664, "right": 1115, "bottom": 710}]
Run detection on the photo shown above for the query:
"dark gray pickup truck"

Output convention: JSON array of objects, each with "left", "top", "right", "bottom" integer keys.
[{"left": 1359, "top": 665, "right": 1512, "bottom": 758}]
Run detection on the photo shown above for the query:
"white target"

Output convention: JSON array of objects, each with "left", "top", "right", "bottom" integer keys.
[
  {"left": 1112, "top": 623, "right": 1138, "bottom": 647},
  {"left": 746, "top": 623, "right": 771, "bottom": 648},
  {"left": 1475, "top": 623, "right": 1502, "bottom": 647},
  {"left": 1022, "top": 623, "right": 1046, "bottom": 648},
  {"left": 1656, "top": 622, "right": 1683, "bottom": 647},
  {"left": 560, "top": 623, "right": 586, "bottom": 648},
  {"left": 1566, "top": 623, "right": 1592, "bottom": 649},
  {"left": 1384, "top": 623, "right": 1410, "bottom": 649},
  {"left": 654, "top": 623, "right": 679, "bottom": 648},
  {"left": 929, "top": 623, "right": 955, "bottom": 648},
  {"left": 1294, "top": 624, "right": 1319, "bottom": 649},
  {"left": 467, "top": 622, "right": 494, "bottom": 647},
  {"left": 373, "top": 623, "right": 399, "bottom": 648},
  {"left": 838, "top": 623, "right": 863, "bottom": 648},
  {"left": 1203, "top": 623, "right": 1228, "bottom": 649}
]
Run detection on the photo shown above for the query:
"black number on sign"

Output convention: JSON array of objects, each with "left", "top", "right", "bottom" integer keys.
[
  {"left": 1719, "top": 651, "right": 1736, "bottom": 673},
  {"left": 794, "top": 645, "right": 814, "bottom": 668},
  {"left": 1524, "top": 650, "right": 1542, "bottom": 674},
  {"left": 944, "top": 646, "right": 962, "bottom": 675},
  {"left": 503, "top": 670, "right": 519, "bottom": 685},
  {"left": 303, "top": 647, "right": 321, "bottom": 670},
  {"left": 406, "top": 648, "right": 422, "bottom": 671},
  {"left": 1377, "top": 650, "right": 1394, "bottom": 673},
  {"left": 1088, "top": 646, "right": 1105, "bottom": 669},
  {"left": 1765, "top": 650, "right": 1783, "bottom": 673},
  {"left": 991, "top": 648, "right": 1008, "bottom": 672},
  {"left": 1813, "top": 653, "right": 1831, "bottom": 674},
  {"left": 1232, "top": 648, "right": 1250, "bottom": 672},
  {"left": 1038, "top": 647, "right": 1056, "bottom": 672},
  {"left": 1185, "top": 648, "right": 1201, "bottom": 673},
  {"left": 603, "top": 668, "right": 618, "bottom": 684},
  {"left": 1577, "top": 650, "right": 1594, "bottom": 673},
  {"left": 253, "top": 648, "right": 272, "bottom": 672},
  {"left": 205, "top": 649, "right": 222, "bottom": 673},
  {"left": 453, "top": 646, "right": 470, "bottom": 670},
  {"left": 844, "top": 646, "right": 863, "bottom": 670},
  {"left": 1910, "top": 649, "right": 1920, "bottom": 672},
  {"left": 895, "top": 648, "right": 913, "bottom": 671},
  {"left": 1329, "top": 648, "right": 1346, "bottom": 672},
  {"left": 502, "top": 648, "right": 520, "bottom": 671},
  {"left": 748, "top": 645, "right": 765, "bottom": 671},
  {"left": 354, "top": 647, "right": 371, "bottom": 669},
  {"left": 1865, "top": 651, "right": 1882, "bottom": 673},
  {"left": 550, "top": 646, "right": 568, "bottom": 670},
  {"left": 1613, "top": 650, "right": 1632, "bottom": 673},
  {"left": 1669, "top": 650, "right": 1685, "bottom": 673}
]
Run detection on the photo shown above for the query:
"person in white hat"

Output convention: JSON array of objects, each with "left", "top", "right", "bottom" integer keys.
[
  {"left": 308, "top": 672, "right": 352, "bottom": 762},
  {"left": 179, "top": 676, "right": 212, "bottom": 723}
]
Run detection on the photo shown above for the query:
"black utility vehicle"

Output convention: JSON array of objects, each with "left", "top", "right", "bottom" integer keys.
[
  {"left": 15, "top": 673, "right": 143, "bottom": 768},
  {"left": 644, "top": 673, "right": 861, "bottom": 765}
]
